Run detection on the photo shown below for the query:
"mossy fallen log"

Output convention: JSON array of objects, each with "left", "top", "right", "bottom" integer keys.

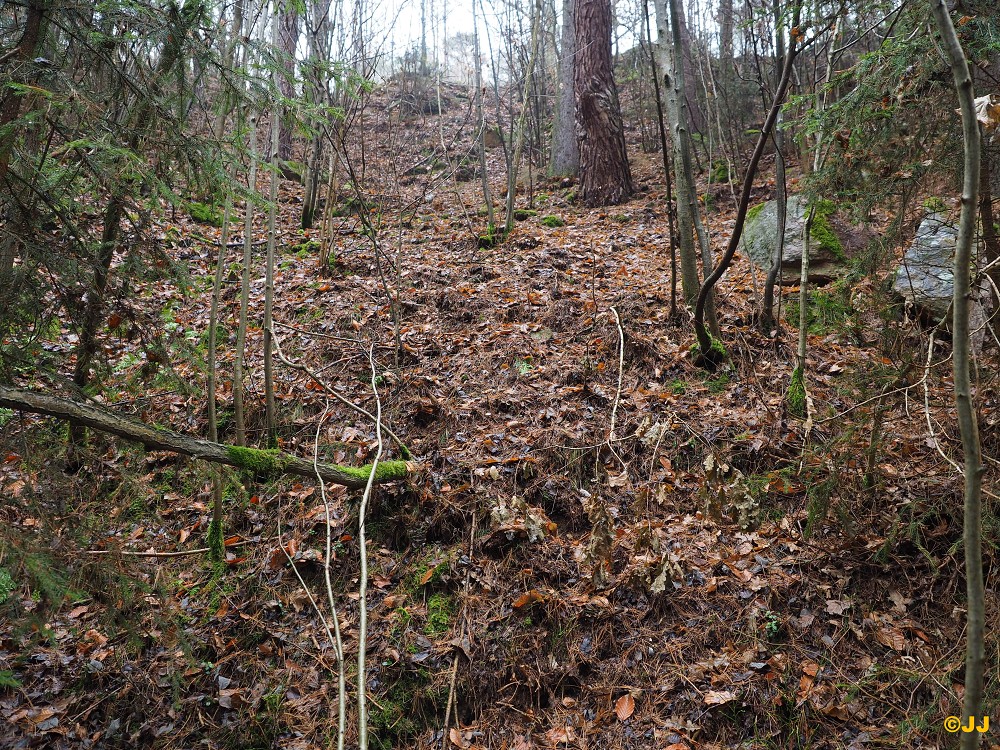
[{"left": 0, "top": 385, "right": 410, "bottom": 489}]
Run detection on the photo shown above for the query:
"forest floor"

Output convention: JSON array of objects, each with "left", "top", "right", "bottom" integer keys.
[{"left": 1, "top": 83, "right": 997, "bottom": 750}]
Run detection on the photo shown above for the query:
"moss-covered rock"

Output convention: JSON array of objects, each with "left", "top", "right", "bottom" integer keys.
[{"left": 741, "top": 196, "right": 851, "bottom": 284}]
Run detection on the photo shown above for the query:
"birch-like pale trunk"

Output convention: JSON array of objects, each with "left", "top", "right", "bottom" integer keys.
[{"left": 652, "top": 0, "right": 699, "bottom": 305}]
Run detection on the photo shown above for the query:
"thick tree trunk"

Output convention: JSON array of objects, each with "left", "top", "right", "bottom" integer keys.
[
  {"left": 549, "top": 0, "right": 579, "bottom": 177},
  {"left": 574, "top": 0, "right": 632, "bottom": 207},
  {"left": 0, "top": 385, "right": 410, "bottom": 489},
  {"left": 0, "top": 0, "right": 46, "bottom": 186}
]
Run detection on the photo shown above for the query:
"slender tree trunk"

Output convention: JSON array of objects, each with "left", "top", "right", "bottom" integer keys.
[
  {"left": 472, "top": 0, "right": 495, "bottom": 230},
  {"left": 653, "top": 0, "right": 698, "bottom": 304},
  {"left": 693, "top": 2, "right": 801, "bottom": 360},
  {"left": 206, "top": 201, "right": 231, "bottom": 561},
  {"left": 930, "top": 4, "right": 984, "bottom": 748},
  {"left": 548, "top": 0, "right": 578, "bottom": 176},
  {"left": 642, "top": 0, "right": 678, "bottom": 318},
  {"left": 669, "top": 0, "right": 713, "bottom": 320},
  {"left": 761, "top": 0, "right": 787, "bottom": 328},
  {"left": 277, "top": 3, "right": 299, "bottom": 161},
  {"left": 718, "top": 0, "right": 733, "bottom": 74},
  {"left": 504, "top": 0, "right": 541, "bottom": 235},
  {"left": 234, "top": 112, "right": 259, "bottom": 447},
  {"left": 574, "top": 0, "right": 632, "bottom": 207},
  {"left": 264, "top": 11, "right": 281, "bottom": 449}
]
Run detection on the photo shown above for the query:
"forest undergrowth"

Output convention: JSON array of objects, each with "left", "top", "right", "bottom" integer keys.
[{"left": 0, "top": 84, "right": 996, "bottom": 750}]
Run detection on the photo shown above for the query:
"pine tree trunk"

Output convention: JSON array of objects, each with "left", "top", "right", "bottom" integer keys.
[{"left": 574, "top": 0, "right": 632, "bottom": 207}]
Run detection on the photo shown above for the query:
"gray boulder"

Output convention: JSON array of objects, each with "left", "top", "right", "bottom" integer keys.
[
  {"left": 893, "top": 212, "right": 992, "bottom": 350},
  {"left": 741, "top": 196, "right": 847, "bottom": 284},
  {"left": 892, "top": 212, "right": 957, "bottom": 322}
]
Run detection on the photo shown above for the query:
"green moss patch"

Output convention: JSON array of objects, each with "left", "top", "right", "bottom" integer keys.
[
  {"left": 810, "top": 199, "right": 845, "bottom": 261},
  {"left": 187, "top": 201, "right": 224, "bottom": 227},
  {"left": 787, "top": 366, "right": 806, "bottom": 417},
  {"left": 224, "top": 446, "right": 287, "bottom": 478},
  {"left": 745, "top": 202, "right": 766, "bottom": 223},
  {"left": 424, "top": 593, "right": 454, "bottom": 635},
  {"left": 336, "top": 460, "right": 410, "bottom": 484},
  {"left": 540, "top": 215, "right": 566, "bottom": 228}
]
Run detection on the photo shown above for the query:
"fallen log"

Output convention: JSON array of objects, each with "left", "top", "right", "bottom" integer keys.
[{"left": 0, "top": 385, "right": 410, "bottom": 490}]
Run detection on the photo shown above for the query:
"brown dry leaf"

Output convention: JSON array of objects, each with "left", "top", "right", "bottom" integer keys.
[
  {"left": 449, "top": 727, "right": 469, "bottom": 748},
  {"left": 67, "top": 605, "right": 89, "bottom": 619},
  {"left": 876, "top": 626, "right": 907, "bottom": 651},
  {"left": 825, "top": 599, "right": 850, "bottom": 615},
  {"left": 218, "top": 688, "right": 243, "bottom": 709},
  {"left": 798, "top": 674, "right": 815, "bottom": 698},
  {"left": 615, "top": 693, "right": 635, "bottom": 721},
  {"left": 820, "top": 702, "right": 850, "bottom": 721},
  {"left": 419, "top": 567, "right": 438, "bottom": 585},
  {"left": 513, "top": 590, "right": 546, "bottom": 610},
  {"left": 267, "top": 539, "right": 298, "bottom": 570},
  {"left": 545, "top": 725, "right": 575, "bottom": 746},
  {"left": 801, "top": 660, "right": 820, "bottom": 677},
  {"left": 83, "top": 629, "right": 108, "bottom": 647},
  {"left": 704, "top": 690, "right": 736, "bottom": 706}
]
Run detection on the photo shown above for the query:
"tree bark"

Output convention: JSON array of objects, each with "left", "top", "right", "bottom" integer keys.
[
  {"left": 761, "top": 0, "right": 787, "bottom": 329},
  {"left": 574, "top": 0, "right": 632, "bottom": 207},
  {"left": 549, "top": 0, "right": 579, "bottom": 177},
  {"left": 930, "top": 3, "right": 984, "bottom": 748},
  {"left": 0, "top": 0, "right": 46, "bottom": 186},
  {"left": 277, "top": 2, "right": 299, "bottom": 161},
  {"left": 0, "top": 385, "right": 410, "bottom": 490},
  {"left": 653, "top": 0, "right": 699, "bottom": 305}
]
